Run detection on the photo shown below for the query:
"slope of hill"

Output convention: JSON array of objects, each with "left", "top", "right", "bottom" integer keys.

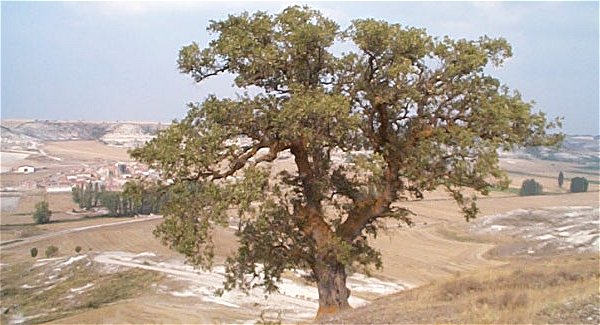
[
  {"left": 0, "top": 126, "right": 39, "bottom": 150},
  {"left": 100, "top": 123, "right": 158, "bottom": 147},
  {"left": 322, "top": 206, "right": 599, "bottom": 324},
  {"left": 4, "top": 121, "right": 107, "bottom": 141},
  {"left": 0, "top": 120, "right": 167, "bottom": 149},
  {"left": 503, "top": 135, "right": 599, "bottom": 164},
  {"left": 321, "top": 253, "right": 598, "bottom": 324}
]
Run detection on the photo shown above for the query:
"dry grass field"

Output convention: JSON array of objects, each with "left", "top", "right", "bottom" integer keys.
[
  {"left": 322, "top": 253, "right": 599, "bottom": 324},
  {"left": 0, "top": 192, "right": 108, "bottom": 243},
  {"left": 499, "top": 157, "right": 599, "bottom": 193},
  {"left": 1, "top": 218, "right": 237, "bottom": 265},
  {"left": 42, "top": 141, "right": 132, "bottom": 162},
  {"left": 369, "top": 191, "right": 598, "bottom": 286},
  {"left": 1, "top": 140, "right": 598, "bottom": 324},
  {"left": 2, "top": 192, "right": 77, "bottom": 219}
]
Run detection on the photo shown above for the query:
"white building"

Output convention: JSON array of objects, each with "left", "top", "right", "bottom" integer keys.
[
  {"left": 16, "top": 165, "right": 35, "bottom": 174},
  {"left": 47, "top": 186, "right": 74, "bottom": 193}
]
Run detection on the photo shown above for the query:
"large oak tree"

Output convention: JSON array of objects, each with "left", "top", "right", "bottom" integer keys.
[{"left": 131, "top": 6, "right": 561, "bottom": 317}]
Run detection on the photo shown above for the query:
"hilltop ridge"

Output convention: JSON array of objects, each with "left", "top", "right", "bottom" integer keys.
[{"left": 0, "top": 119, "right": 168, "bottom": 149}]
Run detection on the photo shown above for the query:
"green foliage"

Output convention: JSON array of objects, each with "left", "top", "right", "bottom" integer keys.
[
  {"left": 98, "top": 181, "right": 167, "bottom": 217},
  {"left": 558, "top": 171, "right": 564, "bottom": 188},
  {"left": 32, "top": 200, "right": 52, "bottom": 224},
  {"left": 30, "top": 247, "right": 38, "bottom": 258},
  {"left": 122, "top": 181, "right": 168, "bottom": 215},
  {"left": 45, "top": 245, "right": 59, "bottom": 258},
  {"left": 72, "top": 182, "right": 105, "bottom": 210},
  {"left": 131, "top": 6, "right": 562, "bottom": 306},
  {"left": 570, "top": 177, "right": 589, "bottom": 193},
  {"left": 75, "top": 246, "right": 82, "bottom": 253},
  {"left": 519, "top": 179, "right": 543, "bottom": 196},
  {"left": 98, "top": 191, "right": 124, "bottom": 216}
]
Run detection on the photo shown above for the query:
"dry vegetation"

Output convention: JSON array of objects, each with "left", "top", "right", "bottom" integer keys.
[
  {"left": 322, "top": 254, "right": 599, "bottom": 324},
  {"left": 0, "top": 256, "right": 163, "bottom": 324}
]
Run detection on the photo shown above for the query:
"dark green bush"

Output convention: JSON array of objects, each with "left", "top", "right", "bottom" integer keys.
[
  {"left": 75, "top": 246, "right": 82, "bottom": 253},
  {"left": 570, "top": 177, "right": 589, "bottom": 193},
  {"left": 32, "top": 201, "right": 52, "bottom": 224},
  {"left": 30, "top": 247, "right": 38, "bottom": 258},
  {"left": 519, "top": 179, "right": 543, "bottom": 196},
  {"left": 45, "top": 245, "right": 59, "bottom": 258}
]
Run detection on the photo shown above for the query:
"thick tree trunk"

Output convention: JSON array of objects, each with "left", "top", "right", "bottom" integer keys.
[
  {"left": 290, "top": 140, "right": 352, "bottom": 318},
  {"left": 314, "top": 259, "right": 352, "bottom": 318}
]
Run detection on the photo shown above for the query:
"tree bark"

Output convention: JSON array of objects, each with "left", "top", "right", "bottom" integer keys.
[
  {"left": 291, "top": 139, "right": 352, "bottom": 318},
  {"left": 314, "top": 257, "right": 352, "bottom": 318}
]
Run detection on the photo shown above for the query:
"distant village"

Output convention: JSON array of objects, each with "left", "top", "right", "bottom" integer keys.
[{"left": 10, "top": 161, "right": 160, "bottom": 193}]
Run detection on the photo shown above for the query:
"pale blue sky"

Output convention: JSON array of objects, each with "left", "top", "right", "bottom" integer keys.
[{"left": 2, "top": 1, "right": 598, "bottom": 134}]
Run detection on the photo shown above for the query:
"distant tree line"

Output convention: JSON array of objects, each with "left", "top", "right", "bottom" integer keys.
[
  {"left": 72, "top": 181, "right": 168, "bottom": 217},
  {"left": 519, "top": 173, "right": 590, "bottom": 197}
]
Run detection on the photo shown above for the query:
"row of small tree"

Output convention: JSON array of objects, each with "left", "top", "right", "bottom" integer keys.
[
  {"left": 30, "top": 245, "right": 82, "bottom": 258},
  {"left": 31, "top": 181, "right": 167, "bottom": 224},
  {"left": 520, "top": 175, "right": 589, "bottom": 196},
  {"left": 71, "top": 181, "right": 167, "bottom": 217}
]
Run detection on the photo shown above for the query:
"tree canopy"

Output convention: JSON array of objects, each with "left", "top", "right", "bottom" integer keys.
[{"left": 131, "top": 6, "right": 561, "bottom": 317}]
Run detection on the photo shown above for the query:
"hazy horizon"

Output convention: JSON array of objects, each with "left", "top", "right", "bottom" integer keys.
[{"left": 2, "top": 1, "right": 599, "bottom": 135}]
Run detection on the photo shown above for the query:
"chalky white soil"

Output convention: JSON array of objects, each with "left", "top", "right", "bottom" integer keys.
[
  {"left": 472, "top": 206, "right": 599, "bottom": 255},
  {"left": 93, "top": 250, "right": 410, "bottom": 323}
]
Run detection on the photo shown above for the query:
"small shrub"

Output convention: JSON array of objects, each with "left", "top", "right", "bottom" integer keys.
[
  {"left": 558, "top": 171, "right": 564, "bottom": 188},
  {"left": 498, "top": 292, "right": 529, "bottom": 309},
  {"left": 570, "top": 177, "right": 589, "bottom": 193},
  {"left": 519, "top": 179, "right": 543, "bottom": 196},
  {"left": 440, "top": 277, "right": 484, "bottom": 300},
  {"left": 255, "top": 310, "right": 282, "bottom": 325},
  {"left": 30, "top": 247, "right": 38, "bottom": 258},
  {"left": 45, "top": 245, "right": 59, "bottom": 258},
  {"left": 75, "top": 246, "right": 82, "bottom": 253}
]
